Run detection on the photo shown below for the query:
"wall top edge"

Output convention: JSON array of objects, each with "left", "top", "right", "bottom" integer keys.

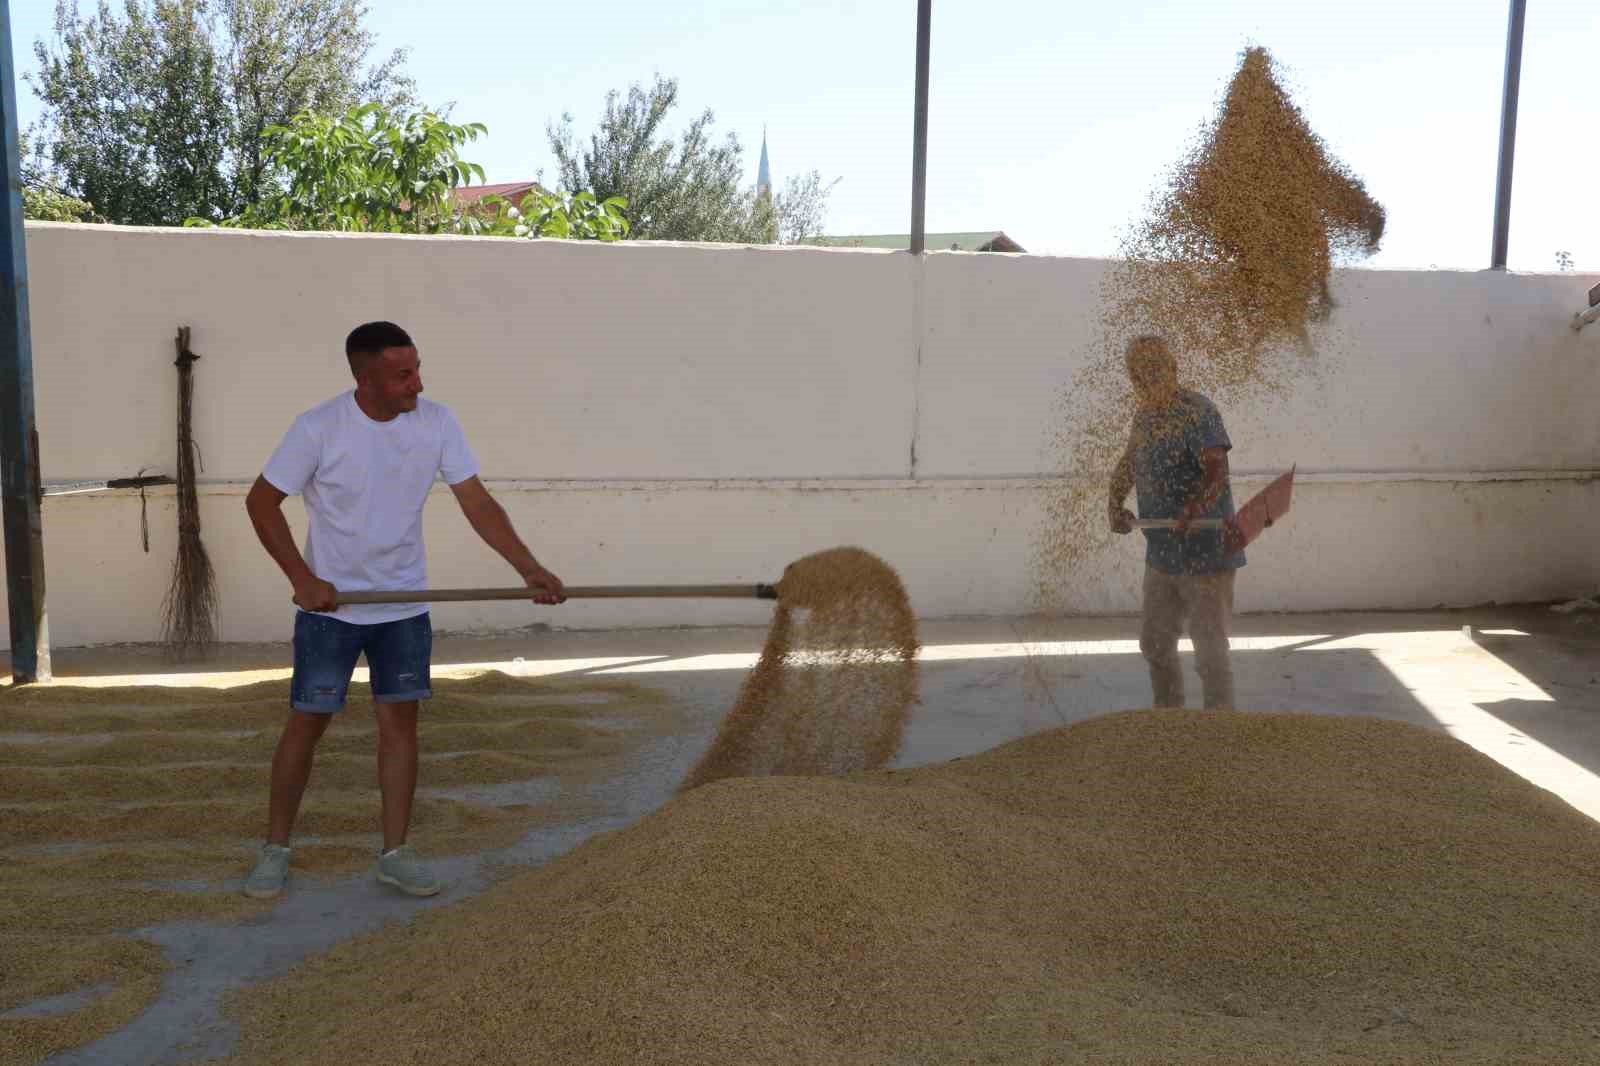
[{"left": 22, "top": 223, "right": 1600, "bottom": 280}]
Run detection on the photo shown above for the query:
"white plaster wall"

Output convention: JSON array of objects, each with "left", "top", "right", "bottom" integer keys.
[
  {"left": 917, "top": 254, "right": 1600, "bottom": 477},
  {"left": 25, "top": 225, "right": 917, "bottom": 482},
  {"left": 10, "top": 475, "right": 1598, "bottom": 647},
  {"left": 8, "top": 223, "right": 1600, "bottom": 647}
]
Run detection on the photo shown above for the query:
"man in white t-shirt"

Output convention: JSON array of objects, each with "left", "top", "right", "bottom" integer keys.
[{"left": 241, "top": 321, "right": 565, "bottom": 900}]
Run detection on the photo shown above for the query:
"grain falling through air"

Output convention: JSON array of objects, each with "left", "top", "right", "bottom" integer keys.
[
  {"left": 1034, "top": 46, "right": 1384, "bottom": 603},
  {"left": 681, "top": 547, "right": 919, "bottom": 790}
]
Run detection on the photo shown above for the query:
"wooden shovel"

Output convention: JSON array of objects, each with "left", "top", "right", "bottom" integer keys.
[
  {"left": 1135, "top": 466, "right": 1297, "bottom": 555},
  {"left": 300, "top": 583, "right": 780, "bottom": 607}
]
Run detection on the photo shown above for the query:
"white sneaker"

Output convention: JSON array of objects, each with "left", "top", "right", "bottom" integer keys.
[
  {"left": 376, "top": 844, "right": 440, "bottom": 897},
  {"left": 243, "top": 843, "right": 291, "bottom": 899}
]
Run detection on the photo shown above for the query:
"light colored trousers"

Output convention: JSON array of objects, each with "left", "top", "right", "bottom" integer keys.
[{"left": 1140, "top": 565, "right": 1236, "bottom": 710}]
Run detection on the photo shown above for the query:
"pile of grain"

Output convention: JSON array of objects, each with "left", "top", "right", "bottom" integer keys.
[
  {"left": 680, "top": 547, "right": 919, "bottom": 791},
  {"left": 1034, "top": 46, "right": 1383, "bottom": 600},
  {"left": 0, "top": 671, "right": 664, "bottom": 1064},
  {"left": 218, "top": 710, "right": 1600, "bottom": 1065}
]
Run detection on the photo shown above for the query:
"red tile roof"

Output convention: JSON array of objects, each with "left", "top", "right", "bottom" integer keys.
[{"left": 451, "top": 181, "right": 543, "bottom": 205}]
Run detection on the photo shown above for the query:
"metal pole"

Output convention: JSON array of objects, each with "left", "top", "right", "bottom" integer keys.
[
  {"left": 1489, "top": 0, "right": 1527, "bottom": 270},
  {"left": 909, "top": 0, "right": 931, "bottom": 255},
  {"left": 0, "top": 0, "right": 50, "bottom": 683}
]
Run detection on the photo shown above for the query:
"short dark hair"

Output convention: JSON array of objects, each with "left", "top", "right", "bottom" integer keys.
[{"left": 345, "top": 321, "right": 414, "bottom": 373}]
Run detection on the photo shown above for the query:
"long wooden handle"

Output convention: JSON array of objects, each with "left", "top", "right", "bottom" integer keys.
[
  {"left": 1134, "top": 519, "right": 1226, "bottom": 530},
  {"left": 318, "top": 584, "right": 779, "bottom": 605}
]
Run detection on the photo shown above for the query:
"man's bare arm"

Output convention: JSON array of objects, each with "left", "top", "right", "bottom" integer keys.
[
  {"left": 1107, "top": 432, "right": 1137, "bottom": 533},
  {"left": 244, "top": 476, "right": 336, "bottom": 610},
  {"left": 1175, "top": 447, "right": 1231, "bottom": 532},
  {"left": 448, "top": 476, "right": 565, "bottom": 604}
]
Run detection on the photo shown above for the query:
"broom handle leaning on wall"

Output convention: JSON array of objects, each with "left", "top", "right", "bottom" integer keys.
[{"left": 302, "top": 584, "right": 781, "bottom": 606}]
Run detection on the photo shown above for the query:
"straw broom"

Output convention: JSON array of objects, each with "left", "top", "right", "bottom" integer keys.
[{"left": 160, "top": 326, "right": 217, "bottom": 658}]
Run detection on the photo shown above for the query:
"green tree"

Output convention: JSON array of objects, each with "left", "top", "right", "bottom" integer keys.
[
  {"left": 28, "top": 0, "right": 414, "bottom": 225},
  {"left": 239, "top": 104, "right": 486, "bottom": 233},
  {"left": 197, "top": 103, "right": 628, "bottom": 241},
  {"left": 223, "top": 0, "right": 414, "bottom": 209},
  {"left": 17, "top": 131, "right": 99, "bottom": 222},
  {"left": 548, "top": 75, "right": 833, "bottom": 244},
  {"left": 474, "top": 189, "right": 629, "bottom": 242},
  {"left": 22, "top": 186, "right": 98, "bottom": 223},
  {"left": 773, "top": 172, "right": 839, "bottom": 245}
]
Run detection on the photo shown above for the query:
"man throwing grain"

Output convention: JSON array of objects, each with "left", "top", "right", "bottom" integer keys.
[
  {"left": 241, "top": 321, "right": 566, "bottom": 900},
  {"left": 1108, "top": 335, "right": 1243, "bottom": 710}
]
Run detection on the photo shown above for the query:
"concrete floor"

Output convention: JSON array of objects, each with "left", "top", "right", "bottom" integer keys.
[{"left": 9, "top": 605, "right": 1600, "bottom": 1064}]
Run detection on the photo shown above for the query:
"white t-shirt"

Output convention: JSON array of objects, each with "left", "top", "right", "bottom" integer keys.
[{"left": 263, "top": 393, "right": 479, "bottom": 625}]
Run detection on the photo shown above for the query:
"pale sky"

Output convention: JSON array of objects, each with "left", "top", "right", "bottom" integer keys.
[{"left": 10, "top": 0, "right": 1598, "bottom": 272}]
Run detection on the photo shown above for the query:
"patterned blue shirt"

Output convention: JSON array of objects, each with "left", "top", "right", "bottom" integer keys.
[{"left": 1132, "top": 389, "right": 1246, "bottom": 576}]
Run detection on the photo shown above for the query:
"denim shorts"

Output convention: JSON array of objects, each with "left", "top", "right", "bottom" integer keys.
[{"left": 290, "top": 611, "right": 433, "bottom": 713}]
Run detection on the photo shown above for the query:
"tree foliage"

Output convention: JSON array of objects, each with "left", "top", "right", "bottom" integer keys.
[
  {"left": 28, "top": 0, "right": 414, "bottom": 225},
  {"left": 474, "top": 190, "right": 630, "bottom": 242},
  {"left": 238, "top": 104, "right": 485, "bottom": 232},
  {"left": 22, "top": 186, "right": 99, "bottom": 223},
  {"left": 548, "top": 75, "right": 833, "bottom": 244},
  {"left": 773, "top": 171, "right": 838, "bottom": 245},
  {"left": 190, "top": 103, "right": 628, "bottom": 241},
  {"left": 17, "top": 131, "right": 99, "bottom": 222}
]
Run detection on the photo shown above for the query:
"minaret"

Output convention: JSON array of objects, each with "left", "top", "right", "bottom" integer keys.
[{"left": 757, "top": 126, "right": 772, "bottom": 202}]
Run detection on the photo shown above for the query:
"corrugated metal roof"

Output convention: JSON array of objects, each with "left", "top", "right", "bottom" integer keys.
[{"left": 814, "top": 231, "right": 1024, "bottom": 252}]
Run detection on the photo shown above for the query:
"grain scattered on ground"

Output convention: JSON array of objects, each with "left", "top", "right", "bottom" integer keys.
[
  {"left": 680, "top": 547, "right": 918, "bottom": 790},
  {"left": 0, "top": 936, "right": 169, "bottom": 1065},
  {"left": 0, "top": 670, "right": 665, "bottom": 1064},
  {"left": 216, "top": 710, "right": 1600, "bottom": 1065}
]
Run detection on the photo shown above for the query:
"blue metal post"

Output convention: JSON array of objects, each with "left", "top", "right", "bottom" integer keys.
[
  {"left": 1489, "top": 0, "right": 1526, "bottom": 270},
  {"left": 910, "top": 0, "right": 930, "bottom": 255},
  {"left": 0, "top": 0, "right": 50, "bottom": 683}
]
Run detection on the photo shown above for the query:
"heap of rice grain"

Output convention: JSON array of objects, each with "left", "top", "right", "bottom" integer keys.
[
  {"left": 217, "top": 710, "right": 1600, "bottom": 1065},
  {"left": 680, "top": 547, "right": 918, "bottom": 791}
]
